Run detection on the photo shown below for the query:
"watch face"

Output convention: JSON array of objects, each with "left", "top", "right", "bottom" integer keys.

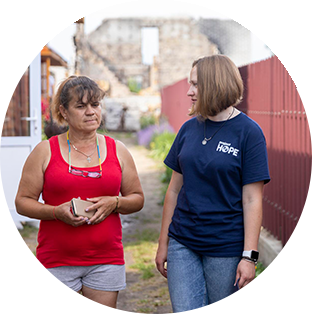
[{"left": 251, "top": 251, "right": 259, "bottom": 260}]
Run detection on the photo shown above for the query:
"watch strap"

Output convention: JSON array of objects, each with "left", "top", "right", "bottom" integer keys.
[{"left": 242, "top": 250, "right": 259, "bottom": 261}]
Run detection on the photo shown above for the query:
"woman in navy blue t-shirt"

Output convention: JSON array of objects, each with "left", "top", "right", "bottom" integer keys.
[{"left": 155, "top": 55, "right": 270, "bottom": 312}]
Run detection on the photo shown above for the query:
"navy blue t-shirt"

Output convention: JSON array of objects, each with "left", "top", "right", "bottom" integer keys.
[{"left": 164, "top": 112, "right": 270, "bottom": 257}]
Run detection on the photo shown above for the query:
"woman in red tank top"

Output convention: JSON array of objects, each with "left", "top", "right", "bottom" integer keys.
[{"left": 15, "top": 76, "right": 144, "bottom": 308}]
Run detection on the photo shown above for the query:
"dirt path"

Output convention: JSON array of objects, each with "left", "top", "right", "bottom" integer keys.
[
  {"left": 112, "top": 133, "right": 172, "bottom": 314},
  {"left": 114, "top": 133, "right": 172, "bottom": 313}
]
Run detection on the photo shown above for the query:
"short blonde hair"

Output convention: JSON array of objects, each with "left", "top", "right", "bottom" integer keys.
[
  {"left": 189, "top": 55, "right": 244, "bottom": 118},
  {"left": 51, "top": 75, "right": 105, "bottom": 125}
]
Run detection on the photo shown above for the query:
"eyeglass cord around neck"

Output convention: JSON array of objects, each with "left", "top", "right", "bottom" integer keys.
[{"left": 66, "top": 130, "right": 102, "bottom": 173}]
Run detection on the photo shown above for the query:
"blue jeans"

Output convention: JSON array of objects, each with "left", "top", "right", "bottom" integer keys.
[{"left": 167, "top": 237, "right": 240, "bottom": 312}]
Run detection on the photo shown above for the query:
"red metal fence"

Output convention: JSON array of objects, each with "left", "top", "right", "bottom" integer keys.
[
  {"left": 161, "top": 56, "right": 312, "bottom": 246},
  {"left": 240, "top": 46, "right": 312, "bottom": 268},
  {"left": 161, "top": 77, "right": 192, "bottom": 133}
]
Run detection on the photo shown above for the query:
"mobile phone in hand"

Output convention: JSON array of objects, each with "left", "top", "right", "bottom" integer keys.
[{"left": 71, "top": 198, "right": 95, "bottom": 219}]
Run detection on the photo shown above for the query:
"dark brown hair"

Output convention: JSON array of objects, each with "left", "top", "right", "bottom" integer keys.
[
  {"left": 51, "top": 75, "right": 105, "bottom": 125},
  {"left": 189, "top": 55, "right": 244, "bottom": 118}
]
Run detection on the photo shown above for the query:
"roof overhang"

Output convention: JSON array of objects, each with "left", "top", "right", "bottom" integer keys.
[{"left": 40, "top": 41, "right": 67, "bottom": 67}]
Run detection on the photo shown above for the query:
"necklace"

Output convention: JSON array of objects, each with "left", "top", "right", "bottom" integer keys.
[
  {"left": 66, "top": 131, "right": 102, "bottom": 177},
  {"left": 68, "top": 131, "right": 98, "bottom": 163},
  {"left": 202, "top": 107, "right": 235, "bottom": 145},
  {"left": 72, "top": 143, "right": 96, "bottom": 163}
]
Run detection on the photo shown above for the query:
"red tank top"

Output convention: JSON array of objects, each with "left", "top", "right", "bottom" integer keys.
[{"left": 36, "top": 135, "right": 124, "bottom": 268}]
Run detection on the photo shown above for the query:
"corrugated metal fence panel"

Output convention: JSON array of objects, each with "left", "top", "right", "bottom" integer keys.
[
  {"left": 243, "top": 56, "right": 311, "bottom": 245},
  {"left": 161, "top": 78, "right": 191, "bottom": 133}
]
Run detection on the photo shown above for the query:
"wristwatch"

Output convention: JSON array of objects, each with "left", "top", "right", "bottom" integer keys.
[{"left": 242, "top": 250, "right": 259, "bottom": 263}]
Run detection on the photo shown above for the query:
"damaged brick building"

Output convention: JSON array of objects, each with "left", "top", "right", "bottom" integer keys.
[
  {"left": 76, "top": 17, "right": 255, "bottom": 90},
  {"left": 74, "top": 17, "right": 259, "bottom": 130}
]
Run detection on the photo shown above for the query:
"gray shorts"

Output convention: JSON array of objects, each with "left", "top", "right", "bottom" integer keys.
[{"left": 47, "top": 264, "right": 126, "bottom": 292}]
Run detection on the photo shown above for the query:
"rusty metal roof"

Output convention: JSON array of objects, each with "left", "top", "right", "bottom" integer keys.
[{"left": 0, "top": 0, "right": 84, "bottom": 23}]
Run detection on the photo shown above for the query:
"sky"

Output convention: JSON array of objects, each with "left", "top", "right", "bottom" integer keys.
[{"left": 40, "top": 0, "right": 312, "bottom": 64}]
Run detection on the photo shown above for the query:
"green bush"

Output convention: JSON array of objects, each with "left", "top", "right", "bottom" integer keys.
[
  {"left": 149, "top": 131, "right": 176, "bottom": 204},
  {"left": 140, "top": 114, "right": 157, "bottom": 129},
  {"left": 128, "top": 78, "right": 141, "bottom": 93},
  {"left": 149, "top": 131, "right": 176, "bottom": 162}
]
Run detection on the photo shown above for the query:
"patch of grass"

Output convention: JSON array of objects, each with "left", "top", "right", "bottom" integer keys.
[
  {"left": 18, "top": 224, "right": 38, "bottom": 238},
  {"left": 126, "top": 228, "right": 159, "bottom": 244},
  {"left": 137, "top": 307, "right": 153, "bottom": 313},
  {"left": 130, "top": 263, "right": 155, "bottom": 280},
  {"left": 140, "top": 217, "right": 158, "bottom": 224},
  {"left": 255, "top": 262, "right": 266, "bottom": 277},
  {"left": 125, "top": 229, "right": 159, "bottom": 280},
  {"left": 156, "top": 286, "right": 170, "bottom": 298},
  {"left": 133, "top": 283, "right": 171, "bottom": 310}
]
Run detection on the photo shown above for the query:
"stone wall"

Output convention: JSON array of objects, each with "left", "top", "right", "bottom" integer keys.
[
  {"left": 104, "top": 95, "right": 161, "bottom": 132},
  {"left": 87, "top": 19, "right": 150, "bottom": 89},
  {"left": 75, "top": 17, "right": 253, "bottom": 131},
  {"left": 74, "top": 21, "right": 132, "bottom": 98},
  {"left": 87, "top": 17, "right": 219, "bottom": 89}
]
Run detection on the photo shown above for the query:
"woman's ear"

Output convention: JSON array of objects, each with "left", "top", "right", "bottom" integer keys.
[{"left": 59, "top": 105, "right": 67, "bottom": 120}]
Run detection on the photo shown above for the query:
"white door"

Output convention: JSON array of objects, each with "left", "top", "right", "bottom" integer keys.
[{"left": 0, "top": 54, "right": 41, "bottom": 228}]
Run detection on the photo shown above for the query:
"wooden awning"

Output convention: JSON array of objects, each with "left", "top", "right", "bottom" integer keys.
[
  {"left": 0, "top": 0, "right": 84, "bottom": 23},
  {"left": 41, "top": 45, "right": 68, "bottom": 67}
]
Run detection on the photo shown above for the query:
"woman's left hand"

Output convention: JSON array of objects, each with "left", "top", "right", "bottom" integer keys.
[
  {"left": 85, "top": 196, "right": 117, "bottom": 225},
  {"left": 234, "top": 259, "right": 256, "bottom": 289}
]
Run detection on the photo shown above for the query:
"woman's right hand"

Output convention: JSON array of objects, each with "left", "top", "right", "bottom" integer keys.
[
  {"left": 54, "top": 201, "right": 87, "bottom": 227},
  {"left": 155, "top": 242, "right": 169, "bottom": 278}
]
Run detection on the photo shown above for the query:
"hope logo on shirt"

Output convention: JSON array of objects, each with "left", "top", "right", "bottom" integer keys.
[{"left": 216, "top": 141, "right": 239, "bottom": 156}]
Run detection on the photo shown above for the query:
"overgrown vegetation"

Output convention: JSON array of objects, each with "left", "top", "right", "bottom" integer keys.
[
  {"left": 149, "top": 131, "right": 176, "bottom": 204},
  {"left": 140, "top": 114, "right": 157, "bottom": 129},
  {"left": 123, "top": 227, "right": 171, "bottom": 312},
  {"left": 128, "top": 77, "right": 141, "bottom": 93},
  {"left": 124, "top": 229, "right": 160, "bottom": 280}
]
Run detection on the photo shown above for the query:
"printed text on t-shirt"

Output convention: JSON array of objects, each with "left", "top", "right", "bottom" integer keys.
[{"left": 216, "top": 141, "right": 239, "bottom": 156}]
